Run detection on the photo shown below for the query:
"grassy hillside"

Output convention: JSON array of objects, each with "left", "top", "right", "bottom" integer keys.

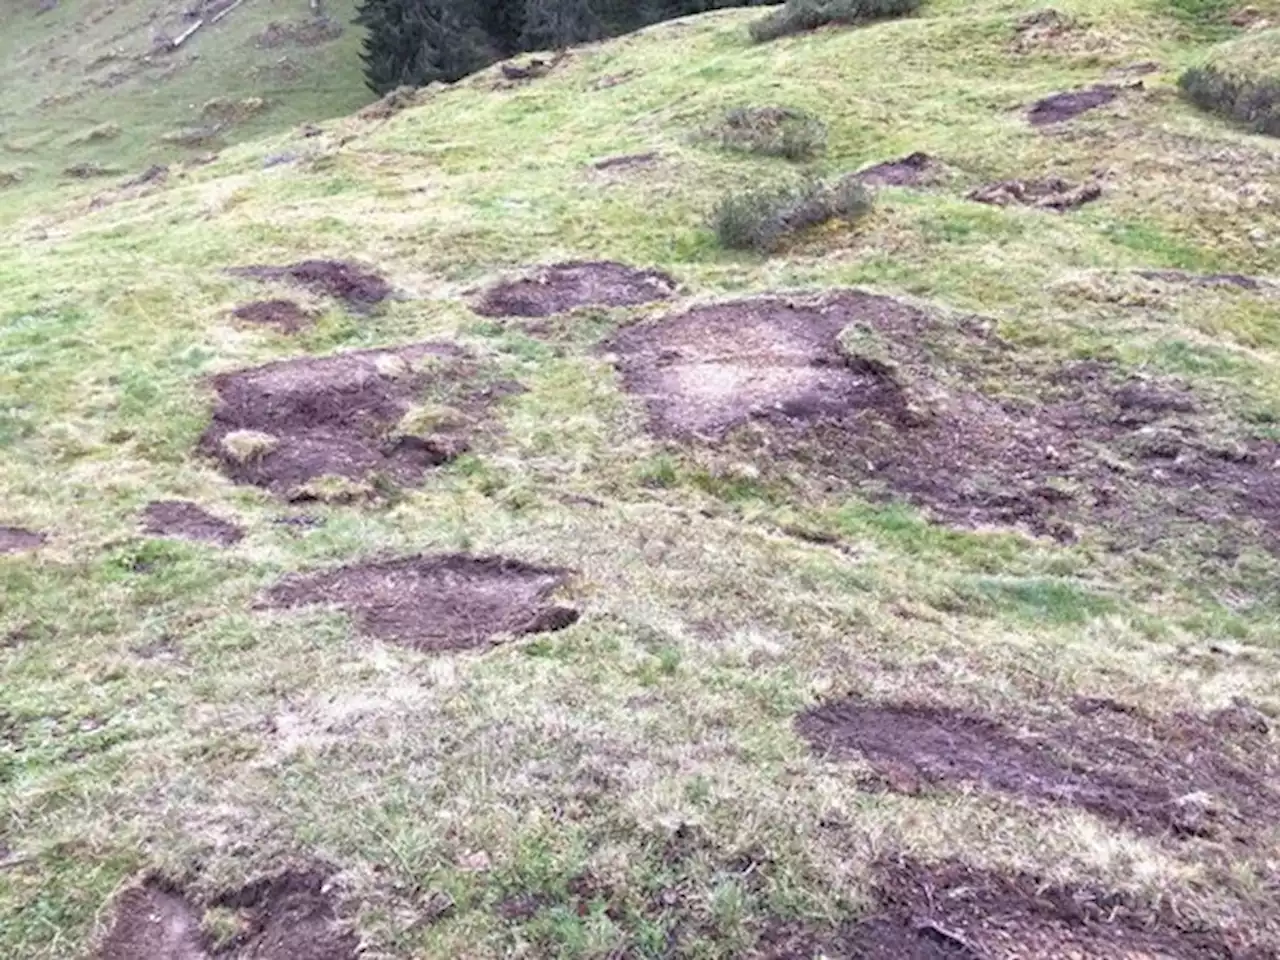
[
  {"left": 3, "top": 0, "right": 1280, "bottom": 958},
  {"left": 0, "top": 0, "right": 369, "bottom": 218}
]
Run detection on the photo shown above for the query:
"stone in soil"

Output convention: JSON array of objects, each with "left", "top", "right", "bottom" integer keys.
[
  {"left": 473, "top": 261, "right": 677, "bottom": 318},
  {"left": 262, "top": 553, "right": 579, "bottom": 651}
]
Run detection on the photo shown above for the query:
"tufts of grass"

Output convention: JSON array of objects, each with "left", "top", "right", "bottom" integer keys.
[
  {"left": 749, "top": 0, "right": 922, "bottom": 43},
  {"left": 707, "top": 106, "right": 828, "bottom": 161},
  {"left": 1179, "top": 29, "right": 1280, "bottom": 136},
  {"left": 711, "top": 175, "right": 873, "bottom": 252}
]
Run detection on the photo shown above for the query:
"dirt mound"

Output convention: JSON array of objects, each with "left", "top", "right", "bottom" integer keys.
[
  {"left": 473, "top": 261, "right": 677, "bottom": 318},
  {"left": 0, "top": 526, "right": 44, "bottom": 554},
  {"left": 262, "top": 554, "right": 579, "bottom": 651},
  {"left": 97, "top": 868, "right": 356, "bottom": 960},
  {"left": 845, "top": 859, "right": 1261, "bottom": 959},
  {"left": 198, "top": 343, "right": 480, "bottom": 498},
  {"left": 968, "top": 177, "right": 1101, "bottom": 210},
  {"left": 1027, "top": 84, "right": 1121, "bottom": 125},
  {"left": 796, "top": 697, "right": 1279, "bottom": 840},
  {"left": 231, "top": 300, "right": 314, "bottom": 333},
  {"left": 227, "top": 261, "right": 391, "bottom": 309},
  {"left": 142, "top": 501, "right": 243, "bottom": 546},
  {"left": 856, "top": 152, "right": 939, "bottom": 186}
]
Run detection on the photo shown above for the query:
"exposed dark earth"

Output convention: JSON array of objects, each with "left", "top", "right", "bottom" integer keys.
[
  {"left": 198, "top": 342, "right": 483, "bottom": 498},
  {"left": 231, "top": 299, "right": 315, "bottom": 333},
  {"left": 97, "top": 868, "right": 357, "bottom": 960},
  {"left": 227, "top": 260, "right": 392, "bottom": 309},
  {"left": 473, "top": 260, "right": 677, "bottom": 317},
  {"left": 606, "top": 290, "right": 1280, "bottom": 548},
  {"left": 856, "top": 152, "right": 940, "bottom": 186},
  {"left": 796, "top": 696, "right": 1279, "bottom": 841},
  {"left": 0, "top": 526, "right": 44, "bottom": 554},
  {"left": 262, "top": 554, "right": 579, "bottom": 651},
  {"left": 142, "top": 501, "right": 243, "bottom": 546},
  {"left": 967, "top": 177, "right": 1102, "bottom": 210},
  {"left": 1027, "top": 84, "right": 1122, "bottom": 125}
]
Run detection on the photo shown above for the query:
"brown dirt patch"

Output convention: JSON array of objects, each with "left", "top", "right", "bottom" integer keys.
[
  {"left": 591, "top": 152, "right": 659, "bottom": 171},
  {"left": 227, "top": 261, "right": 392, "bottom": 309},
  {"left": 1027, "top": 84, "right": 1121, "bottom": 125},
  {"left": 98, "top": 868, "right": 357, "bottom": 960},
  {"left": 967, "top": 177, "right": 1102, "bottom": 211},
  {"left": 796, "top": 697, "right": 1280, "bottom": 841},
  {"left": 231, "top": 300, "right": 314, "bottom": 333},
  {"left": 142, "top": 501, "right": 243, "bottom": 546},
  {"left": 473, "top": 261, "right": 677, "bottom": 318},
  {"left": 262, "top": 554, "right": 579, "bottom": 651},
  {"left": 0, "top": 526, "right": 44, "bottom": 554},
  {"left": 606, "top": 291, "right": 1280, "bottom": 548},
  {"left": 856, "top": 152, "right": 940, "bottom": 187},
  {"left": 197, "top": 343, "right": 480, "bottom": 498},
  {"left": 838, "top": 858, "right": 1265, "bottom": 959}
]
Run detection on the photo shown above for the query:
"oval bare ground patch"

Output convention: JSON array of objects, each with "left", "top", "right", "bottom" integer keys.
[
  {"left": 227, "top": 260, "right": 391, "bottom": 309},
  {"left": 262, "top": 554, "right": 578, "bottom": 651},
  {"left": 796, "top": 697, "right": 1279, "bottom": 840},
  {"left": 142, "top": 501, "right": 243, "bottom": 546},
  {"left": 473, "top": 261, "right": 677, "bottom": 318},
  {"left": 231, "top": 300, "right": 314, "bottom": 333},
  {"left": 197, "top": 343, "right": 487, "bottom": 499},
  {"left": 1027, "top": 84, "right": 1121, "bottom": 125},
  {"left": 97, "top": 867, "right": 356, "bottom": 960},
  {"left": 855, "top": 152, "right": 940, "bottom": 186},
  {"left": 0, "top": 526, "right": 45, "bottom": 554}
]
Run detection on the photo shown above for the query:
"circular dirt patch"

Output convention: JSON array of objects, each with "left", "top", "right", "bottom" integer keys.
[
  {"left": 142, "top": 501, "right": 243, "bottom": 546},
  {"left": 198, "top": 342, "right": 483, "bottom": 498},
  {"left": 262, "top": 554, "right": 579, "bottom": 651},
  {"left": 855, "top": 152, "right": 939, "bottom": 187},
  {"left": 227, "top": 260, "right": 391, "bottom": 309},
  {"left": 1027, "top": 84, "right": 1121, "bottom": 125},
  {"left": 0, "top": 526, "right": 44, "bottom": 554},
  {"left": 473, "top": 261, "right": 677, "bottom": 318},
  {"left": 797, "top": 697, "right": 1279, "bottom": 840},
  {"left": 231, "top": 299, "right": 314, "bottom": 333},
  {"left": 97, "top": 867, "right": 357, "bottom": 960}
]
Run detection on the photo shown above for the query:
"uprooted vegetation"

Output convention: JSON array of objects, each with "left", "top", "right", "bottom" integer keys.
[
  {"left": 749, "top": 0, "right": 923, "bottom": 43},
  {"left": 710, "top": 176, "right": 872, "bottom": 251},
  {"left": 1179, "top": 29, "right": 1280, "bottom": 136},
  {"left": 704, "top": 106, "right": 828, "bottom": 161}
]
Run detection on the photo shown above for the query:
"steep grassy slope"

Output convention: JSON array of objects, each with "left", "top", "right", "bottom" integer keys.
[
  {"left": 3, "top": 1, "right": 1280, "bottom": 958},
  {"left": 0, "top": 0, "right": 369, "bottom": 219}
]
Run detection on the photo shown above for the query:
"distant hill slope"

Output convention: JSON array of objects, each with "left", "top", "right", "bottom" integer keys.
[{"left": 0, "top": 0, "right": 370, "bottom": 210}]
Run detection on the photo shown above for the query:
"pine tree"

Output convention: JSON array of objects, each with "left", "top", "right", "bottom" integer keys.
[{"left": 355, "top": 0, "right": 498, "bottom": 94}]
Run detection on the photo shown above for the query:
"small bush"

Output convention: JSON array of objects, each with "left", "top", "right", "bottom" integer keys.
[
  {"left": 1179, "top": 65, "right": 1280, "bottom": 136},
  {"left": 710, "top": 106, "right": 828, "bottom": 161},
  {"left": 749, "top": 0, "right": 922, "bottom": 43},
  {"left": 711, "top": 176, "right": 872, "bottom": 252}
]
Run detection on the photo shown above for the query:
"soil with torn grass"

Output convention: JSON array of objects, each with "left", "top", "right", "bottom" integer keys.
[
  {"left": 967, "top": 177, "right": 1102, "bottom": 211},
  {"left": 261, "top": 554, "right": 579, "bottom": 651},
  {"left": 231, "top": 299, "right": 315, "bottom": 333},
  {"left": 197, "top": 343, "right": 487, "bottom": 499},
  {"left": 142, "top": 501, "right": 243, "bottom": 546},
  {"left": 1027, "top": 84, "right": 1122, "bottom": 125},
  {"left": 97, "top": 867, "right": 357, "bottom": 960},
  {"left": 472, "top": 261, "right": 677, "bottom": 317},
  {"left": 855, "top": 152, "right": 940, "bottom": 186},
  {"left": 227, "top": 260, "right": 392, "bottom": 309}
]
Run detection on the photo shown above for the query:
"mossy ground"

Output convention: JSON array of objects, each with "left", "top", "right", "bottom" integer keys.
[{"left": 2, "top": 1, "right": 1280, "bottom": 957}]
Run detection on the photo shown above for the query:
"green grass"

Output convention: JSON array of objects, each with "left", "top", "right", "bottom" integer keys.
[{"left": 2, "top": 0, "right": 1280, "bottom": 957}]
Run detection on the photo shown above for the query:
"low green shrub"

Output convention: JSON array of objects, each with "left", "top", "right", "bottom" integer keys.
[
  {"left": 711, "top": 176, "right": 872, "bottom": 252},
  {"left": 710, "top": 106, "right": 828, "bottom": 161},
  {"left": 749, "top": 0, "right": 922, "bottom": 43}
]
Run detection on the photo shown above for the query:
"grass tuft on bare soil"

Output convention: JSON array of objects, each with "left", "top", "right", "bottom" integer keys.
[
  {"left": 705, "top": 105, "right": 828, "bottom": 161},
  {"left": 710, "top": 176, "right": 873, "bottom": 251}
]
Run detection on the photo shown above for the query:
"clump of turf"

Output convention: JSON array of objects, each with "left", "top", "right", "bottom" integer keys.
[
  {"left": 1179, "top": 28, "right": 1280, "bottom": 136},
  {"left": 708, "top": 106, "right": 828, "bottom": 161},
  {"left": 711, "top": 176, "right": 873, "bottom": 252},
  {"left": 749, "top": 0, "right": 923, "bottom": 43}
]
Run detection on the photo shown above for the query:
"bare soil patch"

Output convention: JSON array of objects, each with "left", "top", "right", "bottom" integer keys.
[
  {"left": 607, "top": 291, "right": 1280, "bottom": 547},
  {"left": 967, "top": 177, "right": 1102, "bottom": 211},
  {"left": 197, "top": 343, "right": 481, "bottom": 498},
  {"left": 262, "top": 554, "right": 578, "bottom": 651},
  {"left": 591, "top": 152, "right": 659, "bottom": 171},
  {"left": 142, "top": 501, "right": 243, "bottom": 546},
  {"left": 473, "top": 261, "right": 677, "bottom": 318},
  {"left": 255, "top": 18, "right": 345, "bottom": 49},
  {"left": 231, "top": 300, "right": 314, "bottom": 333},
  {"left": 856, "top": 152, "right": 940, "bottom": 186},
  {"left": 840, "top": 858, "right": 1263, "bottom": 959},
  {"left": 1028, "top": 84, "right": 1121, "bottom": 125},
  {"left": 0, "top": 526, "right": 44, "bottom": 554},
  {"left": 796, "top": 697, "right": 1279, "bottom": 840},
  {"left": 97, "top": 868, "right": 356, "bottom": 960},
  {"left": 227, "top": 261, "right": 392, "bottom": 309}
]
